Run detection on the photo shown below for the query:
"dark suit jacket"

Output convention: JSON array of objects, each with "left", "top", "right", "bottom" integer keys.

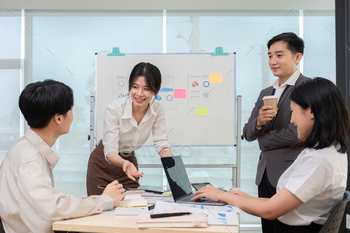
[{"left": 243, "top": 74, "right": 309, "bottom": 187}]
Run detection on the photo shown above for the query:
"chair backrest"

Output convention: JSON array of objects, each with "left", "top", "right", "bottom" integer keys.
[
  {"left": 319, "top": 190, "right": 350, "bottom": 233},
  {"left": 0, "top": 217, "right": 5, "bottom": 233}
]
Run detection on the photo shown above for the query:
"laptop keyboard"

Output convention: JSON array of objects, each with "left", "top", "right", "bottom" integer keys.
[
  {"left": 194, "top": 198, "right": 207, "bottom": 202},
  {"left": 177, "top": 193, "right": 225, "bottom": 205},
  {"left": 181, "top": 195, "right": 212, "bottom": 203}
]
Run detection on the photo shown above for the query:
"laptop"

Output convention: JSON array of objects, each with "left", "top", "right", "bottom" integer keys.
[{"left": 161, "top": 156, "right": 226, "bottom": 206}]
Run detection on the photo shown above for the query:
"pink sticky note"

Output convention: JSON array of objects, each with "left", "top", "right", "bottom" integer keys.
[{"left": 174, "top": 89, "right": 186, "bottom": 98}]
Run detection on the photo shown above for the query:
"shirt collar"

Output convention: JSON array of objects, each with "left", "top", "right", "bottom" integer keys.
[
  {"left": 272, "top": 69, "right": 300, "bottom": 89},
  {"left": 121, "top": 97, "right": 133, "bottom": 119},
  {"left": 142, "top": 100, "right": 158, "bottom": 123},
  {"left": 25, "top": 129, "right": 59, "bottom": 168},
  {"left": 121, "top": 97, "right": 158, "bottom": 120}
]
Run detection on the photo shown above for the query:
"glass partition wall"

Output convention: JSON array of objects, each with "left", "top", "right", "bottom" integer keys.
[{"left": 0, "top": 9, "right": 335, "bottom": 229}]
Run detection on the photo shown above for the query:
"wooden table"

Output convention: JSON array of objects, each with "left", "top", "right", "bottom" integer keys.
[{"left": 53, "top": 212, "right": 239, "bottom": 233}]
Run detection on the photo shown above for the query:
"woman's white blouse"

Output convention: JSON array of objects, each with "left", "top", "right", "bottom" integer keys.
[
  {"left": 103, "top": 97, "right": 170, "bottom": 162},
  {"left": 277, "top": 145, "right": 347, "bottom": 225}
]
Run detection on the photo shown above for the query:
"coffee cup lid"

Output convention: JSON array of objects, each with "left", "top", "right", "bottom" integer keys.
[{"left": 263, "top": 95, "right": 278, "bottom": 100}]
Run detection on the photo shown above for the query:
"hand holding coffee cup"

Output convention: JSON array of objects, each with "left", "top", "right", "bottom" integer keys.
[
  {"left": 256, "top": 96, "right": 278, "bottom": 127},
  {"left": 263, "top": 96, "right": 278, "bottom": 111}
]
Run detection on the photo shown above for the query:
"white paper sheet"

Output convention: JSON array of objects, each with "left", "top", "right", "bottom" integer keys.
[
  {"left": 113, "top": 76, "right": 129, "bottom": 99},
  {"left": 156, "top": 76, "right": 177, "bottom": 109},
  {"left": 142, "top": 196, "right": 174, "bottom": 204},
  {"left": 188, "top": 74, "right": 212, "bottom": 108}
]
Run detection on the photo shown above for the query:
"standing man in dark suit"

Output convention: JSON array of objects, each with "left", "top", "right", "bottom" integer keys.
[{"left": 243, "top": 32, "right": 309, "bottom": 233}]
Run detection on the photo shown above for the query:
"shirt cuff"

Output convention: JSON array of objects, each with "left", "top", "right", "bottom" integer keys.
[
  {"left": 100, "top": 194, "right": 114, "bottom": 210},
  {"left": 104, "top": 148, "right": 119, "bottom": 164},
  {"left": 155, "top": 144, "right": 171, "bottom": 153}
]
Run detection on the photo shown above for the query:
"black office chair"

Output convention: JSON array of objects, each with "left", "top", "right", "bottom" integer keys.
[
  {"left": 319, "top": 190, "right": 350, "bottom": 233},
  {"left": 0, "top": 217, "right": 5, "bottom": 233}
]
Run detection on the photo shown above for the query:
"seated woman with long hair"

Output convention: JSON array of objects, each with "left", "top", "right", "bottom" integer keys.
[{"left": 193, "top": 77, "right": 349, "bottom": 233}]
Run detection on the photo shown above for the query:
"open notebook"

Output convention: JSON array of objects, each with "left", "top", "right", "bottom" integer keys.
[{"left": 115, "top": 194, "right": 147, "bottom": 207}]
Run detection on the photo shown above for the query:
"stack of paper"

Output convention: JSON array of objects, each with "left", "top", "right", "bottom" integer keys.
[
  {"left": 115, "top": 194, "right": 147, "bottom": 207},
  {"left": 137, "top": 213, "right": 207, "bottom": 228}
]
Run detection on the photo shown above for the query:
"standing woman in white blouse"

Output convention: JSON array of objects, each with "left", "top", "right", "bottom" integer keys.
[
  {"left": 193, "top": 77, "right": 350, "bottom": 233},
  {"left": 87, "top": 62, "right": 173, "bottom": 195}
]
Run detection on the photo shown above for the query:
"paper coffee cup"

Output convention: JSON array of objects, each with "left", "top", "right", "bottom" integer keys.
[{"left": 263, "top": 96, "right": 278, "bottom": 110}]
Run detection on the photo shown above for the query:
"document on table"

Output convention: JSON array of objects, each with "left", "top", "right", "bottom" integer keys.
[
  {"left": 143, "top": 196, "right": 173, "bottom": 204},
  {"left": 115, "top": 207, "right": 150, "bottom": 215},
  {"left": 114, "top": 204, "right": 155, "bottom": 215},
  {"left": 153, "top": 201, "right": 239, "bottom": 225}
]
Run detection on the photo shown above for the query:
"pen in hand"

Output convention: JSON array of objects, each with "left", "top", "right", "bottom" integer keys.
[{"left": 150, "top": 212, "right": 192, "bottom": 219}]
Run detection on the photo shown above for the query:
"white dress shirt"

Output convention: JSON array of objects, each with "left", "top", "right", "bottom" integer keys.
[
  {"left": 277, "top": 145, "right": 347, "bottom": 226},
  {"left": 272, "top": 69, "right": 300, "bottom": 102},
  {"left": 0, "top": 129, "right": 113, "bottom": 233},
  {"left": 103, "top": 97, "right": 170, "bottom": 162}
]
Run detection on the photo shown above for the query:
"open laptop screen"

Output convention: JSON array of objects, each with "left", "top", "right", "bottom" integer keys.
[{"left": 161, "top": 156, "right": 193, "bottom": 199}]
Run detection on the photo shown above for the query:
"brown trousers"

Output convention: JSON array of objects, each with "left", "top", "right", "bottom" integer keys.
[{"left": 86, "top": 141, "right": 140, "bottom": 196}]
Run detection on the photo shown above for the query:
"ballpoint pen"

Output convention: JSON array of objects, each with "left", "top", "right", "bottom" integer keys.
[
  {"left": 150, "top": 212, "right": 192, "bottom": 219},
  {"left": 143, "top": 189, "right": 163, "bottom": 194}
]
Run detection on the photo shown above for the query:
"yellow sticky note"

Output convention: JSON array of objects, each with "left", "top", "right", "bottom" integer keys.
[
  {"left": 196, "top": 107, "right": 208, "bottom": 117},
  {"left": 209, "top": 73, "right": 222, "bottom": 83}
]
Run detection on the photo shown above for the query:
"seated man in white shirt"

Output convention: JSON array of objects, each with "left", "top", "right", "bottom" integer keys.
[{"left": 0, "top": 79, "right": 126, "bottom": 233}]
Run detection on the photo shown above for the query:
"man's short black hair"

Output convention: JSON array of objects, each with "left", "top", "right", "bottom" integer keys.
[
  {"left": 128, "top": 62, "right": 162, "bottom": 95},
  {"left": 19, "top": 79, "right": 74, "bottom": 129},
  {"left": 267, "top": 32, "right": 304, "bottom": 55},
  {"left": 290, "top": 77, "right": 350, "bottom": 153}
]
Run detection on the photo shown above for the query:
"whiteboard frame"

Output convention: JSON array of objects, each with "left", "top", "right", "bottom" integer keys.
[{"left": 90, "top": 53, "right": 241, "bottom": 187}]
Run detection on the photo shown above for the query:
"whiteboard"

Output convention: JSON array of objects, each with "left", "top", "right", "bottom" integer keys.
[{"left": 95, "top": 53, "right": 236, "bottom": 146}]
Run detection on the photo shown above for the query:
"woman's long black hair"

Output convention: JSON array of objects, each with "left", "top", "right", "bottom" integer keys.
[{"left": 290, "top": 77, "right": 350, "bottom": 153}]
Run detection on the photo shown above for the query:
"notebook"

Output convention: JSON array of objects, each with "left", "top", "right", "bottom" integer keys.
[
  {"left": 137, "top": 213, "right": 207, "bottom": 228},
  {"left": 114, "top": 203, "right": 155, "bottom": 215},
  {"left": 161, "top": 156, "right": 226, "bottom": 206},
  {"left": 115, "top": 194, "right": 147, "bottom": 207}
]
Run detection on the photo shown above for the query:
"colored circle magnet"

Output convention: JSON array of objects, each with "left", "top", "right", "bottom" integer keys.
[
  {"left": 203, "top": 81, "right": 210, "bottom": 88},
  {"left": 166, "top": 95, "right": 173, "bottom": 101}
]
